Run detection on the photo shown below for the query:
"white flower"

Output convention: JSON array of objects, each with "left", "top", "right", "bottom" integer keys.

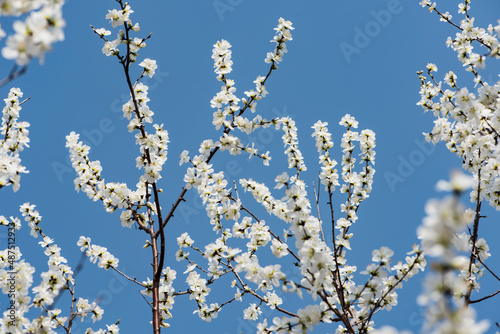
[
  {"left": 436, "top": 170, "right": 475, "bottom": 193},
  {"left": 297, "top": 305, "right": 321, "bottom": 331},
  {"left": 95, "top": 28, "right": 111, "bottom": 36},
  {"left": 139, "top": 58, "right": 157, "bottom": 78},
  {"left": 243, "top": 304, "right": 261, "bottom": 321}
]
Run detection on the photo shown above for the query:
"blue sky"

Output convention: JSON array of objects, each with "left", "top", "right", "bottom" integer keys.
[{"left": 2, "top": 0, "right": 500, "bottom": 333}]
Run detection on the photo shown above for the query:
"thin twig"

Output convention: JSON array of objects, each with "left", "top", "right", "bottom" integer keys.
[
  {"left": 0, "top": 64, "right": 28, "bottom": 88},
  {"left": 470, "top": 288, "right": 500, "bottom": 304},
  {"left": 313, "top": 179, "right": 326, "bottom": 242},
  {"left": 111, "top": 266, "right": 146, "bottom": 287}
]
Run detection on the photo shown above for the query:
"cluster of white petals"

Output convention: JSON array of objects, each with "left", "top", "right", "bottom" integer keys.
[
  {"left": 78, "top": 236, "right": 119, "bottom": 270},
  {"left": 140, "top": 267, "right": 176, "bottom": 327},
  {"left": 65, "top": 131, "right": 149, "bottom": 215},
  {"left": 94, "top": 3, "right": 141, "bottom": 61},
  {"left": 417, "top": 175, "right": 489, "bottom": 334},
  {"left": 265, "top": 18, "right": 294, "bottom": 66},
  {"left": 280, "top": 117, "right": 306, "bottom": 173},
  {"left": 0, "top": 204, "right": 118, "bottom": 333},
  {"left": 0, "top": 87, "right": 29, "bottom": 192},
  {"left": 212, "top": 39, "right": 233, "bottom": 79},
  {"left": 139, "top": 58, "right": 157, "bottom": 78},
  {"left": 312, "top": 121, "right": 339, "bottom": 191},
  {"left": 1, "top": 0, "right": 66, "bottom": 65},
  {"left": 417, "top": 3, "right": 500, "bottom": 210}
]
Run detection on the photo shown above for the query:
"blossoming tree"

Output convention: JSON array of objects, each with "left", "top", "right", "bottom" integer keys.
[{"left": 1, "top": 0, "right": 499, "bottom": 333}]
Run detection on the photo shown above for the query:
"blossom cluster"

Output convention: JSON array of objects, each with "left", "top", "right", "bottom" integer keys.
[
  {"left": 209, "top": 18, "right": 292, "bottom": 138},
  {"left": 417, "top": 4, "right": 500, "bottom": 210},
  {"left": 418, "top": 61, "right": 500, "bottom": 209},
  {"left": 0, "top": 204, "right": 118, "bottom": 333},
  {"left": 139, "top": 267, "right": 176, "bottom": 328},
  {"left": 414, "top": 173, "right": 490, "bottom": 334},
  {"left": 0, "top": 87, "right": 29, "bottom": 192},
  {"left": 420, "top": 0, "right": 500, "bottom": 69},
  {"left": 77, "top": 236, "right": 120, "bottom": 270},
  {"left": 94, "top": 3, "right": 141, "bottom": 60},
  {"left": 265, "top": 17, "right": 294, "bottom": 66},
  {"left": 0, "top": 226, "right": 36, "bottom": 332},
  {"left": 0, "top": 0, "right": 66, "bottom": 66},
  {"left": 312, "top": 115, "right": 376, "bottom": 256},
  {"left": 311, "top": 120, "right": 339, "bottom": 191},
  {"left": 65, "top": 131, "right": 147, "bottom": 215},
  {"left": 281, "top": 117, "right": 306, "bottom": 173},
  {"left": 212, "top": 39, "right": 233, "bottom": 79}
]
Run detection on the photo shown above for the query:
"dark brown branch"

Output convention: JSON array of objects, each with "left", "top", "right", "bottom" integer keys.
[
  {"left": 465, "top": 166, "right": 482, "bottom": 306},
  {"left": 470, "top": 288, "right": 500, "bottom": 304}
]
